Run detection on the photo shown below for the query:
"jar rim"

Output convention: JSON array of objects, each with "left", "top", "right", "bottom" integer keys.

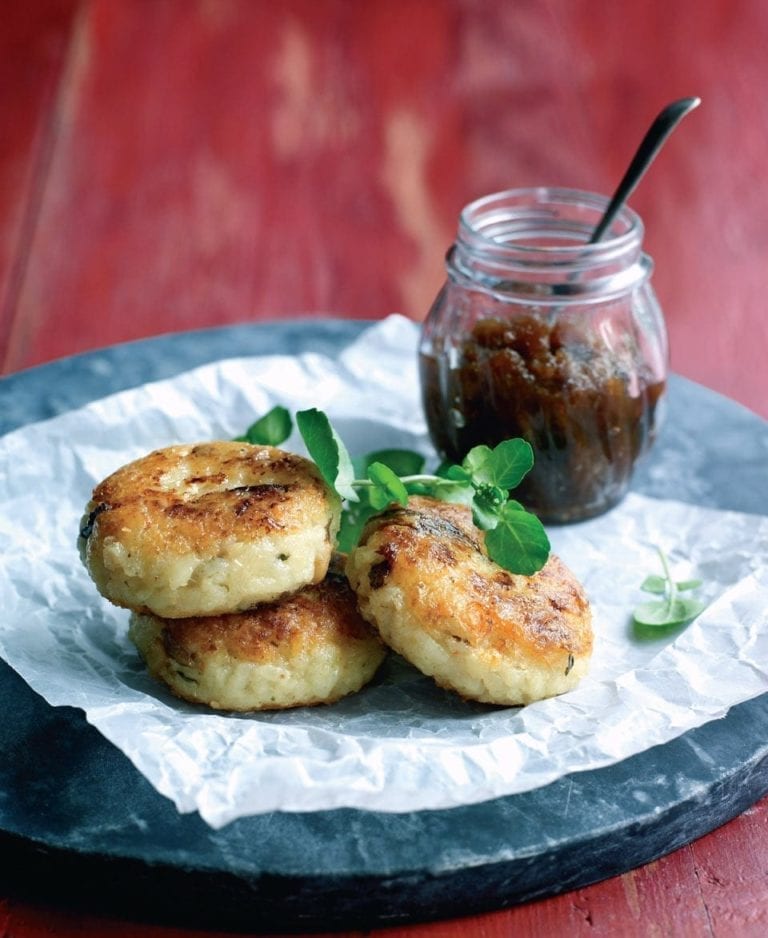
[{"left": 458, "top": 186, "right": 644, "bottom": 259}]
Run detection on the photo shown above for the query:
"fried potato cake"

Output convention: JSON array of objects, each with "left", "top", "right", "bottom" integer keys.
[
  {"left": 345, "top": 496, "right": 592, "bottom": 705},
  {"left": 128, "top": 556, "right": 386, "bottom": 711},
  {"left": 79, "top": 441, "right": 340, "bottom": 618}
]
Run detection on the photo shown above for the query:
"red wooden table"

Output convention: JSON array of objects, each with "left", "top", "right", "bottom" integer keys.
[{"left": 2, "top": 2, "right": 767, "bottom": 936}]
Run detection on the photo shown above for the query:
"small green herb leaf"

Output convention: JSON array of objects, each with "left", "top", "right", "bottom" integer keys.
[
  {"left": 633, "top": 548, "right": 707, "bottom": 629},
  {"left": 633, "top": 596, "right": 707, "bottom": 628},
  {"left": 357, "top": 448, "right": 425, "bottom": 477},
  {"left": 484, "top": 502, "right": 551, "bottom": 575},
  {"left": 471, "top": 483, "right": 507, "bottom": 531},
  {"left": 487, "top": 439, "right": 535, "bottom": 490},
  {"left": 461, "top": 440, "right": 534, "bottom": 489},
  {"left": 462, "top": 445, "right": 494, "bottom": 483},
  {"left": 336, "top": 500, "right": 379, "bottom": 553},
  {"left": 235, "top": 405, "right": 292, "bottom": 445},
  {"left": 367, "top": 461, "right": 409, "bottom": 510},
  {"left": 641, "top": 574, "right": 704, "bottom": 596},
  {"left": 296, "top": 408, "right": 358, "bottom": 502},
  {"left": 675, "top": 579, "right": 704, "bottom": 592},
  {"left": 437, "top": 462, "right": 472, "bottom": 483},
  {"left": 430, "top": 479, "right": 476, "bottom": 506},
  {"left": 640, "top": 574, "right": 667, "bottom": 594}
]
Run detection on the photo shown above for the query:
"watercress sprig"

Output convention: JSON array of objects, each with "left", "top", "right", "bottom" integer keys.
[
  {"left": 237, "top": 405, "right": 550, "bottom": 575},
  {"left": 295, "top": 409, "right": 358, "bottom": 502},
  {"left": 234, "top": 404, "right": 292, "bottom": 446},
  {"left": 633, "top": 547, "right": 707, "bottom": 628}
]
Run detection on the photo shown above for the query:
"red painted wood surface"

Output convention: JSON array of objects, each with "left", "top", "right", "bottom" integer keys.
[
  {"left": 1, "top": 1, "right": 767, "bottom": 936},
  {"left": 2, "top": 0, "right": 767, "bottom": 420},
  {"left": 0, "top": 0, "right": 78, "bottom": 361}
]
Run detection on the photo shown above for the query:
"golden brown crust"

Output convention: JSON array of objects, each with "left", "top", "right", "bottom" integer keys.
[
  {"left": 79, "top": 441, "right": 340, "bottom": 617},
  {"left": 129, "top": 557, "right": 387, "bottom": 711},
  {"left": 82, "top": 442, "right": 330, "bottom": 552},
  {"left": 346, "top": 496, "right": 593, "bottom": 704},
  {"left": 357, "top": 496, "right": 591, "bottom": 665},
  {"left": 159, "top": 560, "right": 378, "bottom": 667}
]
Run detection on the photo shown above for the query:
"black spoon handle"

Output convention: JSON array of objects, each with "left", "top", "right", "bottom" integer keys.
[{"left": 589, "top": 96, "right": 701, "bottom": 244}]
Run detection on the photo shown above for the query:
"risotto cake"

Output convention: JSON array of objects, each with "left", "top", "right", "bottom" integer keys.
[
  {"left": 128, "top": 556, "right": 387, "bottom": 711},
  {"left": 78, "top": 441, "right": 340, "bottom": 618},
  {"left": 345, "top": 496, "right": 592, "bottom": 705}
]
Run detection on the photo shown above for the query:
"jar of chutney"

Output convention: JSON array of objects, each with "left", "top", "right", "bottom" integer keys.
[{"left": 419, "top": 187, "right": 668, "bottom": 523}]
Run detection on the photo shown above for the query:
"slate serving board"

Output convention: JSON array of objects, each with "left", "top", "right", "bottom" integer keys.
[{"left": 1, "top": 319, "right": 767, "bottom": 932}]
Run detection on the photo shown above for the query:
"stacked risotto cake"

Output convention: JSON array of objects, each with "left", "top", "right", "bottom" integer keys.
[{"left": 78, "top": 442, "right": 387, "bottom": 711}]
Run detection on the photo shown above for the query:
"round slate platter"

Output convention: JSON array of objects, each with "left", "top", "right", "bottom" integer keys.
[{"left": 1, "top": 319, "right": 767, "bottom": 933}]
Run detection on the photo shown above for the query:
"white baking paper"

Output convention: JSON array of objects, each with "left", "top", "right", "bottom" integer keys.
[{"left": 0, "top": 315, "right": 766, "bottom": 828}]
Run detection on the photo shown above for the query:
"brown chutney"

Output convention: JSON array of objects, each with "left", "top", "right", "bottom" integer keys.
[{"left": 420, "top": 314, "right": 666, "bottom": 523}]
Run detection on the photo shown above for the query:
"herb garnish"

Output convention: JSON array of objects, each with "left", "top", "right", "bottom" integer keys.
[
  {"left": 237, "top": 405, "right": 550, "bottom": 575},
  {"left": 633, "top": 547, "right": 707, "bottom": 628},
  {"left": 234, "top": 404, "right": 292, "bottom": 446}
]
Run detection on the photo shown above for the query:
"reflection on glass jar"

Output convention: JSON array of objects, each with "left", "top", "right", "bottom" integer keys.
[{"left": 419, "top": 188, "right": 668, "bottom": 523}]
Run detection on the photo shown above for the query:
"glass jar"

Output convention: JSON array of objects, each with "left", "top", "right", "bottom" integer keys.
[{"left": 419, "top": 187, "right": 668, "bottom": 523}]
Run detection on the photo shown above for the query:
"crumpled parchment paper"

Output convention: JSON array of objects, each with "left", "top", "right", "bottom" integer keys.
[{"left": 0, "top": 315, "right": 766, "bottom": 828}]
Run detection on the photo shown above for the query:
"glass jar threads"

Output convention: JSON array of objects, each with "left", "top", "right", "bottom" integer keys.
[{"left": 419, "top": 187, "right": 668, "bottom": 523}]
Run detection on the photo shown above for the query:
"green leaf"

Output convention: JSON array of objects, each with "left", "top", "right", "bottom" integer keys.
[
  {"left": 368, "top": 488, "right": 389, "bottom": 511},
  {"left": 235, "top": 405, "right": 292, "bottom": 445},
  {"left": 296, "top": 408, "right": 358, "bottom": 502},
  {"left": 336, "top": 500, "right": 378, "bottom": 552},
  {"left": 675, "top": 578, "right": 704, "bottom": 592},
  {"left": 634, "top": 547, "right": 708, "bottom": 629},
  {"left": 462, "top": 445, "right": 494, "bottom": 483},
  {"left": 430, "top": 480, "right": 475, "bottom": 506},
  {"left": 438, "top": 462, "right": 472, "bottom": 483},
  {"left": 633, "top": 596, "right": 707, "bottom": 628},
  {"left": 640, "top": 574, "right": 668, "bottom": 594},
  {"left": 471, "top": 503, "right": 499, "bottom": 531},
  {"left": 641, "top": 574, "right": 703, "bottom": 598},
  {"left": 484, "top": 503, "right": 551, "bottom": 575},
  {"left": 357, "top": 448, "right": 425, "bottom": 477},
  {"left": 461, "top": 440, "right": 534, "bottom": 489},
  {"left": 487, "top": 439, "right": 535, "bottom": 489},
  {"left": 367, "top": 461, "right": 409, "bottom": 510},
  {"left": 471, "top": 483, "right": 506, "bottom": 531}
]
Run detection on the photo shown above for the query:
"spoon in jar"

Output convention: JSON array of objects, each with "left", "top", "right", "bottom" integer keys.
[{"left": 589, "top": 96, "right": 701, "bottom": 244}]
